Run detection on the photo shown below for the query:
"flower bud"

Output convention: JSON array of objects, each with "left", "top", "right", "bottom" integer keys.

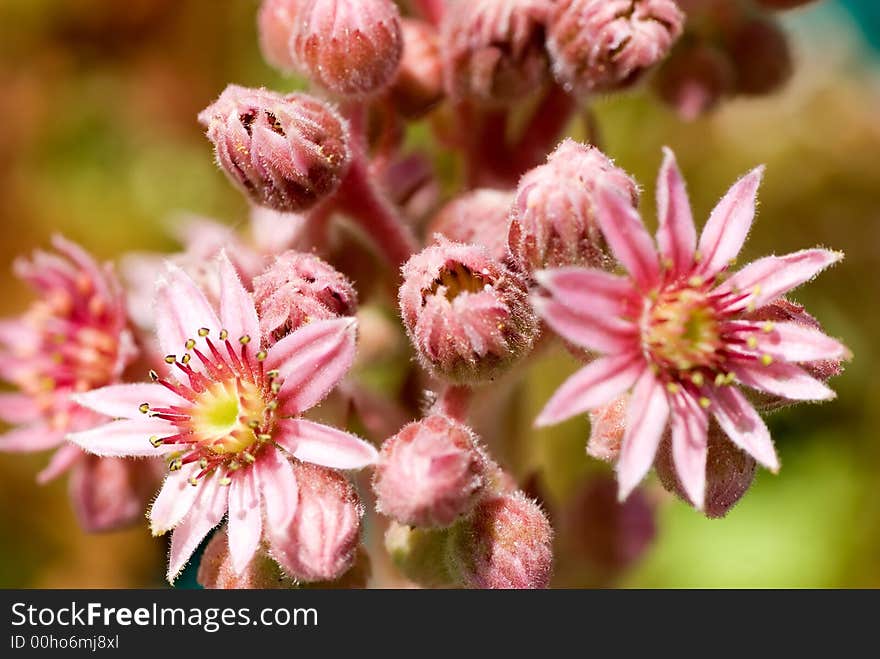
[
  {"left": 292, "top": 0, "right": 404, "bottom": 96},
  {"left": 547, "top": 0, "right": 684, "bottom": 94},
  {"left": 270, "top": 461, "right": 363, "bottom": 583},
  {"left": 374, "top": 415, "right": 488, "bottom": 528},
  {"left": 198, "top": 85, "right": 351, "bottom": 213},
  {"left": 587, "top": 392, "right": 628, "bottom": 462},
  {"left": 427, "top": 188, "right": 514, "bottom": 263},
  {"left": 447, "top": 492, "right": 553, "bottom": 589},
  {"left": 198, "top": 526, "right": 297, "bottom": 589},
  {"left": 654, "top": 42, "right": 735, "bottom": 121},
  {"left": 728, "top": 16, "right": 792, "bottom": 96},
  {"left": 252, "top": 250, "right": 358, "bottom": 345},
  {"left": 391, "top": 19, "right": 445, "bottom": 118},
  {"left": 385, "top": 521, "right": 455, "bottom": 587},
  {"left": 560, "top": 474, "right": 656, "bottom": 572},
  {"left": 399, "top": 238, "right": 538, "bottom": 383},
  {"left": 257, "top": 0, "right": 301, "bottom": 73},
  {"left": 509, "top": 139, "right": 638, "bottom": 274},
  {"left": 442, "top": 0, "right": 552, "bottom": 107},
  {"left": 655, "top": 422, "right": 757, "bottom": 518},
  {"left": 744, "top": 299, "right": 845, "bottom": 413}
]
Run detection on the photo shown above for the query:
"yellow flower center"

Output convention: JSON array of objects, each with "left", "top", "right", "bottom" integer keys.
[
  {"left": 189, "top": 379, "right": 265, "bottom": 455},
  {"left": 644, "top": 288, "right": 721, "bottom": 372}
]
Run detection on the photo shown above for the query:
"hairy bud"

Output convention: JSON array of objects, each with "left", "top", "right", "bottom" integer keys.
[
  {"left": 509, "top": 140, "right": 638, "bottom": 274},
  {"left": 728, "top": 16, "right": 792, "bottom": 96},
  {"left": 292, "top": 0, "right": 404, "bottom": 96},
  {"left": 442, "top": 0, "right": 551, "bottom": 107},
  {"left": 253, "top": 250, "right": 358, "bottom": 345},
  {"left": 198, "top": 85, "right": 350, "bottom": 213},
  {"left": 447, "top": 492, "right": 554, "bottom": 589},
  {"left": 198, "top": 526, "right": 297, "bottom": 589},
  {"left": 427, "top": 188, "right": 514, "bottom": 263},
  {"left": 257, "top": 0, "right": 300, "bottom": 73},
  {"left": 399, "top": 238, "right": 538, "bottom": 383},
  {"left": 587, "top": 392, "right": 629, "bottom": 462},
  {"left": 547, "top": 0, "right": 684, "bottom": 94},
  {"left": 374, "top": 415, "right": 488, "bottom": 528}
]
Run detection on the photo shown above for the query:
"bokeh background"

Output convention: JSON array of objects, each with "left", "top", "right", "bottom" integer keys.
[{"left": 0, "top": 0, "right": 878, "bottom": 588}]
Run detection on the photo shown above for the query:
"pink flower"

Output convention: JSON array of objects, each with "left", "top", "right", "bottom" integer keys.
[
  {"left": 69, "top": 252, "right": 377, "bottom": 582},
  {"left": 534, "top": 148, "right": 848, "bottom": 510}
]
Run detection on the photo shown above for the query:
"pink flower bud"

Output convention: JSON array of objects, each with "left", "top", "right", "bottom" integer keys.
[
  {"left": 391, "top": 18, "right": 446, "bottom": 119},
  {"left": 447, "top": 492, "right": 554, "bottom": 589},
  {"left": 427, "top": 188, "right": 514, "bottom": 263},
  {"left": 744, "top": 299, "right": 846, "bottom": 413},
  {"left": 560, "top": 474, "right": 656, "bottom": 573},
  {"left": 252, "top": 250, "right": 358, "bottom": 345},
  {"left": 399, "top": 238, "right": 538, "bottom": 383},
  {"left": 374, "top": 415, "right": 488, "bottom": 528},
  {"left": 198, "top": 85, "right": 351, "bottom": 213},
  {"left": 442, "top": 0, "right": 552, "bottom": 107},
  {"left": 291, "top": 0, "right": 404, "bottom": 97},
  {"left": 270, "top": 461, "right": 363, "bottom": 583},
  {"left": 509, "top": 139, "right": 638, "bottom": 274},
  {"left": 257, "top": 0, "right": 301, "bottom": 73},
  {"left": 654, "top": 42, "right": 735, "bottom": 121},
  {"left": 198, "top": 526, "right": 297, "bottom": 589},
  {"left": 728, "top": 16, "right": 792, "bottom": 96},
  {"left": 655, "top": 423, "right": 757, "bottom": 518},
  {"left": 547, "top": 0, "right": 684, "bottom": 94},
  {"left": 68, "top": 455, "right": 161, "bottom": 533},
  {"left": 587, "top": 392, "right": 628, "bottom": 462}
]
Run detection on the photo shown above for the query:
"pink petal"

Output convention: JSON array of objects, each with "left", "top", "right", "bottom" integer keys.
[
  {"left": 37, "top": 442, "right": 83, "bottom": 483},
  {"left": 228, "top": 467, "right": 263, "bottom": 574},
  {"left": 535, "top": 353, "right": 645, "bottom": 427},
  {"left": 73, "top": 384, "right": 187, "bottom": 420},
  {"left": 67, "top": 418, "right": 177, "bottom": 457},
  {"left": 709, "top": 385, "right": 778, "bottom": 472},
  {"left": 715, "top": 249, "right": 843, "bottom": 312},
  {"left": 276, "top": 419, "right": 378, "bottom": 470},
  {"left": 655, "top": 147, "right": 697, "bottom": 277},
  {"left": 532, "top": 294, "right": 638, "bottom": 354},
  {"left": 732, "top": 360, "right": 835, "bottom": 401},
  {"left": 257, "top": 449, "right": 299, "bottom": 530},
  {"left": 534, "top": 268, "right": 636, "bottom": 318},
  {"left": 149, "top": 465, "right": 202, "bottom": 536},
  {"left": 167, "top": 474, "right": 229, "bottom": 583},
  {"left": 616, "top": 370, "right": 670, "bottom": 502},
  {"left": 594, "top": 186, "right": 661, "bottom": 290},
  {"left": 0, "top": 424, "right": 64, "bottom": 453},
  {"left": 724, "top": 320, "right": 850, "bottom": 363},
  {"left": 670, "top": 393, "right": 709, "bottom": 509},
  {"left": 155, "top": 263, "right": 221, "bottom": 360},
  {"left": 268, "top": 317, "right": 357, "bottom": 416},
  {"left": 696, "top": 166, "right": 764, "bottom": 277},
  {"left": 0, "top": 393, "right": 42, "bottom": 425},
  {"left": 217, "top": 250, "right": 260, "bottom": 346}
]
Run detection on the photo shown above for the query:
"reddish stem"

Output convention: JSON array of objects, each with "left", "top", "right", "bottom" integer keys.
[
  {"left": 509, "top": 83, "right": 577, "bottom": 173},
  {"left": 434, "top": 384, "right": 473, "bottom": 423}
]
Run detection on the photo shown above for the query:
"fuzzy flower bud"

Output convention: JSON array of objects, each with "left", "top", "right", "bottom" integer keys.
[
  {"left": 728, "top": 16, "right": 792, "bottom": 96},
  {"left": 547, "top": 0, "right": 685, "bottom": 94},
  {"left": 442, "top": 0, "right": 552, "bottom": 107},
  {"left": 427, "top": 188, "right": 514, "bottom": 263},
  {"left": 587, "top": 392, "right": 628, "bottom": 462},
  {"left": 253, "top": 250, "right": 358, "bottom": 345},
  {"left": 270, "top": 461, "right": 364, "bottom": 583},
  {"left": 391, "top": 19, "right": 445, "bottom": 119},
  {"left": 374, "top": 415, "right": 488, "bottom": 528},
  {"left": 292, "top": 0, "right": 404, "bottom": 97},
  {"left": 399, "top": 238, "right": 538, "bottom": 383},
  {"left": 654, "top": 42, "right": 735, "bottom": 121},
  {"left": 198, "top": 85, "right": 351, "bottom": 213},
  {"left": 257, "top": 0, "right": 301, "bottom": 73},
  {"left": 69, "top": 455, "right": 160, "bottom": 533},
  {"left": 655, "top": 423, "right": 757, "bottom": 518},
  {"left": 198, "top": 526, "right": 297, "bottom": 589},
  {"left": 447, "top": 492, "right": 554, "bottom": 589},
  {"left": 509, "top": 139, "right": 638, "bottom": 274}
]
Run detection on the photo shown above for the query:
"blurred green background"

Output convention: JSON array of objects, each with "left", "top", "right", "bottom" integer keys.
[{"left": 0, "top": 0, "right": 878, "bottom": 588}]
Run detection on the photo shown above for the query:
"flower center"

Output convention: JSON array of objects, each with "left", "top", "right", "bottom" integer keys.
[
  {"left": 643, "top": 288, "right": 721, "bottom": 372},
  {"left": 190, "top": 379, "right": 265, "bottom": 455},
  {"left": 429, "top": 262, "right": 488, "bottom": 302}
]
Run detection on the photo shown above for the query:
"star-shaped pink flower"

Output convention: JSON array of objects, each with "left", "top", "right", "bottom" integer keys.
[
  {"left": 533, "top": 148, "right": 849, "bottom": 510},
  {"left": 69, "top": 252, "right": 377, "bottom": 582}
]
